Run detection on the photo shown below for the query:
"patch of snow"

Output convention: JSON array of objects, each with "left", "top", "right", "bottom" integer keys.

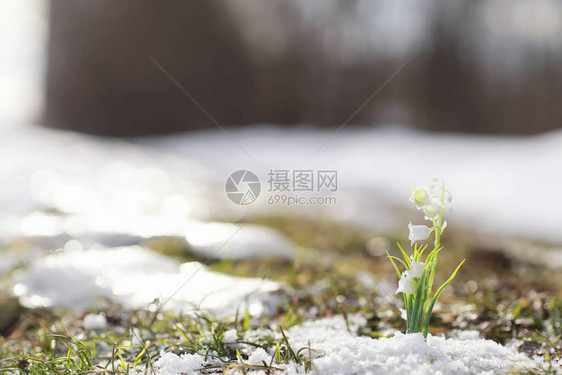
[
  {"left": 11, "top": 246, "right": 282, "bottom": 317},
  {"left": 0, "top": 247, "right": 41, "bottom": 276},
  {"left": 139, "top": 125, "right": 562, "bottom": 244},
  {"left": 247, "top": 348, "right": 272, "bottom": 366},
  {"left": 0, "top": 126, "right": 216, "bottom": 220},
  {"left": 301, "top": 332, "right": 537, "bottom": 374},
  {"left": 223, "top": 329, "right": 239, "bottom": 344},
  {"left": 281, "top": 316, "right": 541, "bottom": 375},
  {"left": 153, "top": 351, "right": 207, "bottom": 375},
  {"left": 449, "top": 329, "right": 481, "bottom": 341},
  {"left": 3, "top": 125, "right": 562, "bottom": 246},
  {"left": 82, "top": 313, "right": 107, "bottom": 330},
  {"left": 155, "top": 315, "right": 544, "bottom": 374},
  {"left": 3, "top": 212, "right": 298, "bottom": 260},
  {"left": 185, "top": 222, "right": 297, "bottom": 260}
]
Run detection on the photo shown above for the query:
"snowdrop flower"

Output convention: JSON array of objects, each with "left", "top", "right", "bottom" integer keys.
[
  {"left": 396, "top": 271, "right": 416, "bottom": 294},
  {"left": 430, "top": 178, "right": 452, "bottom": 205},
  {"left": 408, "top": 222, "right": 430, "bottom": 246},
  {"left": 421, "top": 198, "right": 442, "bottom": 218},
  {"left": 410, "top": 186, "right": 431, "bottom": 208},
  {"left": 409, "top": 261, "right": 426, "bottom": 278},
  {"left": 388, "top": 178, "right": 464, "bottom": 338}
]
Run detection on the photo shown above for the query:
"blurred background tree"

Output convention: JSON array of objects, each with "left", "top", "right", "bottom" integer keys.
[{"left": 44, "top": 0, "right": 562, "bottom": 136}]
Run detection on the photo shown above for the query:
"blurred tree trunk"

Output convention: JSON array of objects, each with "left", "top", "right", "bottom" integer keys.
[
  {"left": 45, "top": 1, "right": 257, "bottom": 136},
  {"left": 44, "top": 0, "right": 562, "bottom": 136}
]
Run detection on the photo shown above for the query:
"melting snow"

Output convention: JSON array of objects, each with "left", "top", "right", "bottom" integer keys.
[
  {"left": 184, "top": 222, "right": 297, "bottom": 260},
  {"left": 11, "top": 246, "right": 282, "bottom": 317},
  {"left": 82, "top": 313, "right": 108, "bottom": 329},
  {"left": 2, "top": 125, "right": 562, "bottom": 245},
  {"left": 140, "top": 125, "right": 562, "bottom": 244},
  {"left": 5, "top": 213, "right": 298, "bottom": 260},
  {"left": 154, "top": 316, "right": 544, "bottom": 375},
  {"left": 282, "top": 316, "right": 541, "bottom": 374}
]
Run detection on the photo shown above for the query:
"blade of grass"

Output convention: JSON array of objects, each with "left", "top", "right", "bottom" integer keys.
[
  {"left": 386, "top": 252, "right": 402, "bottom": 278},
  {"left": 423, "top": 259, "right": 465, "bottom": 337},
  {"left": 396, "top": 243, "right": 412, "bottom": 266},
  {"left": 279, "top": 326, "right": 299, "bottom": 365},
  {"left": 387, "top": 254, "right": 408, "bottom": 271}
]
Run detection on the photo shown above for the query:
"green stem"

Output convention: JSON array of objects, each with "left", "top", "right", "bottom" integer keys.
[
  {"left": 423, "top": 182, "right": 446, "bottom": 339},
  {"left": 433, "top": 182, "right": 445, "bottom": 250},
  {"left": 434, "top": 221, "right": 441, "bottom": 249}
]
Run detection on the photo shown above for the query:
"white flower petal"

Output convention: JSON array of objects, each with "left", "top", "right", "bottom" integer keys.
[
  {"left": 410, "top": 186, "right": 431, "bottom": 208},
  {"left": 422, "top": 198, "right": 442, "bottom": 218},
  {"left": 396, "top": 276, "right": 416, "bottom": 295},
  {"left": 409, "top": 261, "right": 425, "bottom": 278},
  {"left": 408, "top": 222, "right": 430, "bottom": 246}
]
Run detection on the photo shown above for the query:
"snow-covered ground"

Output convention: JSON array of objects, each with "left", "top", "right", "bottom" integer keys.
[
  {"left": 11, "top": 245, "right": 282, "bottom": 317},
  {"left": 1, "top": 123, "right": 560, "bottom": 313},
  {"left": 154, "top": 315, "right": 548, "bottom": 375},
  {"left": 139, "top": 125, "right": 562, "bottom": 244},
  {"left": 1, "top": 212, "right": 298, "bottom": 259},
  {"left": 2, "top": 124, "right": 562, "bottom": 244},
  {"left": 1, "top": 124, "right": 560, "bottom": 374},
  {"left": 1, "top": 5, "right": 560, "bottom": 372}
]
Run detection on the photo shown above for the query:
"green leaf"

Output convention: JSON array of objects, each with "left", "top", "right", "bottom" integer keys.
[
  {"left": 388, "top": 255, "right": 409, "bottom": 271},
  {"left": 423, "top": 259, "right": 465, "bottom": 337},
  {"left": 243, "top": 308, "right": 250, "bottom": 331},
  {"left": 275, "top": 342, "right": 281, "bottom": 364},
  {"left": 409, "top": 272, "right": 427, "bottom": 333},
  {"left": 417, "top": 244, "right": 429, "bottom": 260},
  {"left": 396, "top": 243, "right": 412, "bottom": 266},
  {"left": 425, "top": 245, "right": 443, "bottom": 264},
  {"left": 404, "top": 294, "right": 412, "bottom": 331},
  {"left": 386, "top": 252, "right": 402, "bottom": 278},
  {"left": 279, "top": 326, "right": 299, "bottom": 365}
]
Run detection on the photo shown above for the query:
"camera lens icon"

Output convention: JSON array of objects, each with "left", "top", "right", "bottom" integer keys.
[{"left": 225, "top": 170, "right": 261, "bottom": 205}]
